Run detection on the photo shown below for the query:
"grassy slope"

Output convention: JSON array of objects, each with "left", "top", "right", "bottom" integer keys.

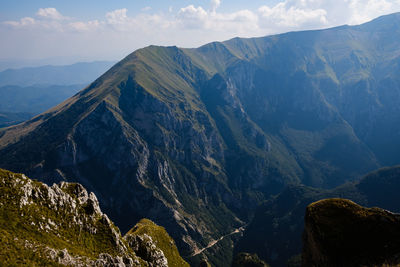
[
  {"left": 0, "top": 168, "right": 135, "bottom": 264},
  {"left": 126, "top": 218, "right": 190, "bottom": 267},
  {"left": 0, "top": 168, "right": 188, "bottom": 266}
]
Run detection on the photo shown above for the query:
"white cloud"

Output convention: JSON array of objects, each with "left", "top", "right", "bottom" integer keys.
[
  {"left": 5, "top": 2, "right": 400, "bottom": 36},
  {"left": 106, "top": 8, "right": 129, "bottom": 25},
  {"left": 102, "top": 8, "right": 174, "bottom": 32},
  {"left": 177, "top": 4, "right": 258, "bottom": 33},
  {"left": 4, "top": 17, "right": 36, "bottom": 27},
  {"left": 258, "top": 3, "right": 327, "bottom": 29},
  {"left": 2, "top": 2, "right": 400, "bottom": 62},
  {"left": 3, "top": 8, "right": 68, "bottom": 31},
  {"left": 69, "top": 20, "right": 101, "bottom": 32},
  {"left": 177, "top": 5, "right": 208, "bottom": 29},
  {"left": 37, "top": 8, "right": 67, "bottom": 20},
  {"left": 209, "top": 9, "right": 259, "bottom": 32},
  {"left": 270, "top": 0, "right": 400, "bottom": 26},
  {"left": 210, "top": 0, "right": 221, "bottom": 13},
  {"left": 347, "top": 0, "right": 394, "bottom": 24}
]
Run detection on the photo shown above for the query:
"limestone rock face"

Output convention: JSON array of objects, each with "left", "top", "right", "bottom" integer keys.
[
  {"left": 124, "top": 218, "right": 190, "bottom": 267},
  {"left": 302, "top": 198, "right": 400, "bottom": 267},
  {"left": 126, "top": 234, "right": 168, "bottom": 267},
  {"left": 0, "top": 168, "right": 188, "bottom": 266}
]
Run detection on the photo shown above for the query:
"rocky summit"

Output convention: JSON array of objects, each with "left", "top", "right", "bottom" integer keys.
[
  {"left": 0, "top": 168, "right": 188, "bottom": 266},
  {"left": 302, "top": 198, "right": 400, "bottom": 267},
  {"left": 1, "top": 12, "right": 400, "bottom": 266}
]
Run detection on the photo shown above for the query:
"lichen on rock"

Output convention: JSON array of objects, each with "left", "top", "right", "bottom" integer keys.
[{"left": 0, "top": 168, "right": 188, "bottom": 266}]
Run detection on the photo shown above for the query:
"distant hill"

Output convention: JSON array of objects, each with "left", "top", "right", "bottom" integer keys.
[
  {"left": 0, "top": 61, "right": 115, "bottom": 127},
  {"left": 0, "top": 84, "right": 83, "bottom": 114},
  {"left": 0, "top": 61, "right": 115, "bottom": 87},
  {"left": 0, "top": 112, "right": 32, "bottom": 128},
  {"left": 0, "top": 84, "right": 84, "bottom": 127}
]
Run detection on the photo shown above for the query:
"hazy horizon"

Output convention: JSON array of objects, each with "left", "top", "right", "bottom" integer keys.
[{"left": 1, "top": 0, "right": 400, "bottom": 68}]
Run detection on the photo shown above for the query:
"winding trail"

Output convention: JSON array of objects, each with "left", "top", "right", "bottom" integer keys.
[{"left": 191, "top": 226, "right": 246, "bottom": 257}]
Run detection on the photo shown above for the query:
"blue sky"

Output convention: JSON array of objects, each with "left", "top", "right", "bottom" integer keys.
[
  {"left": 1, "top": 0, "right": 399, "bottom": 67},
  {"left": 0, "top": 1, "right": 281, "bottom": 19}
]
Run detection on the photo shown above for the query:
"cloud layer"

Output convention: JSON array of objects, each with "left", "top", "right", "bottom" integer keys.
[{"left": 2, "top": 0, "right": 400, "bottom": 62}]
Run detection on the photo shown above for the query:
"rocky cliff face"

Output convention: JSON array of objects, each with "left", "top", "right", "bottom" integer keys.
[
  {"left": 0, "top": 168, "right": 188, "bottom": 266},
  {"left": 235, "top": 165, "right": 400, "bottom": 266},
  {"left": 302, "top": 198, "right": 400, "bottom": 267},
  {"left": 1, "top": 13, "right": 400, "bottom": 266}
]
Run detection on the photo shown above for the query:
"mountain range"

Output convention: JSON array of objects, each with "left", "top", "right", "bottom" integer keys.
[
  {"left": 0, "top": 61, "right": 115, "bottom": 87},
  {"left": 0, "top": 61, "right": 115, "bottom": 127},
  {"left": 0, "top": 12, "right": 400, "bottom": 266}
]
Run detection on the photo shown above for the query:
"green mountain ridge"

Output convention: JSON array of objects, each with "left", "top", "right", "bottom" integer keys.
[
  {"left": 0, "top": 12, "right": 400, "bottom": 266},
  {"left": 0, "top": 168, "right": 188, "bottom": 266}
]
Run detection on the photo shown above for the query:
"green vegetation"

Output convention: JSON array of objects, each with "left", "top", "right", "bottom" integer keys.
[
  {"left": 0, "top": 168, "right": 188, "bottom": 266},
  {"left": 0, "top": 168, "right": 135, "bottom": 264},
  {"left": 126, "top": 219, "right": 189, "bottom": 267},
  {"left": 0, "top": 230, "right": 61, "bottom": 266}
]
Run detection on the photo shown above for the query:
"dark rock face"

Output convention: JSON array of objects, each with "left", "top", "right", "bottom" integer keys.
[
  {"left": 236, "top": 165, "right": 400, "bottom": 266},
  {"left": 232, "top": 252, "right": 270, "bottom": 267},
  {"left": 302, "top": 199, "right": 400, "bottom": 267}
]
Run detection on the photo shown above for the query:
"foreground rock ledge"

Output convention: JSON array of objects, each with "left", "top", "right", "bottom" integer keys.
[
  {"left": 0, "top": 168, "right": 188, "bottom": 266},
  {"left": 302, "top": 198, "right": 400, "bottom": 267}
]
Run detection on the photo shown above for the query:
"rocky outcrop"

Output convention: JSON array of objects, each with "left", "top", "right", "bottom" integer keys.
[
  {"left": 232, "top": 252, "right": 270, "bottom": 267},
  {"left": 302, "top": 198, "right": 400, "bottom": 267},
  {"left": 235, "top": 165, "right": 400, "bottom": 266},
  {"left": 0, "top": 168, "right": 188, "bottom": 266},
  {"left": 124, "top": 218, "right": 189, "bottom": 267}
]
